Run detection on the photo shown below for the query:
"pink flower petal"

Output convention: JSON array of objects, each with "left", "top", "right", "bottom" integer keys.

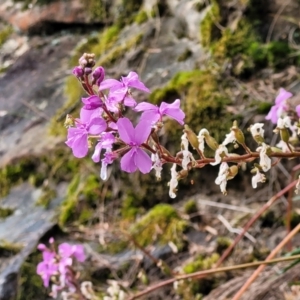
[
  {"left": 134, "top": 119, "right": 152, "bottom": 145},
  {"left": 135, "top": 102, "right": 157, "bottom": 112},
  {"left": 275, "top": 88, "right": 292, "bottom": 105},
  {"left": 296, "top": 105, "right": 300, "bottom": 118},
  {"left": 88, "top": 118, "right": 107, "bottom": 135},
  {"left": 134, "top": 148, "right": 152, "bottom": 174},
  {"left": 72, "top": 133, "right": 88, "bottom": 158},
  {"left": 117, "top": 118, "right": 135, "bottom": 144},
  {"left": 160, "top": 99, "right": 185, "bottom": 125},
  {"left": 120, "top": 148, "right": 137, "bottom": 173},
  {"left": 99, "top": 79, "right": 122, "bottom": 91}
]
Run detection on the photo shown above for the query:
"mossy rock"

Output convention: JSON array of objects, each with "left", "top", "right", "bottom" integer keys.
[
  {"left": 0, "top": 240, "right": 23, "bottom": 257},
  {"left": 0, "top": 147, "right": 81, "bottom": 198},
  {"left": 35, "top": 187, "right": 57, "bottom": 208},
  {"left": 130, "top": 204, "right": 188, "bottom": 250},
  {"left": 184, "top": 199, "right": 198, "bottom": 215},
  {"left": 0, "top": 157, "right": 40, "bottom": 197},
  {"left": 17, "top": 250, "right": 47, "bottom": 300},
  {"left": 0, "top": 207, "right": 14, "bottom": 218},
  {"left": 134, "top": 10, "right": 149, "bottom": 25},
  {"left": 177, "top": 253, "right": 221, "bottom": 297},
  {"left": 59, "top": 172, "right": 112, "bottom": 227},
  {"left": 149, "top": 69, "right": 233, "bottom": 144},
  {"left": 200, "top": 1, "right": 297, "bottom": 75},
  {"left": 200, "top": 0, "right": 221, "bottom": 47}
]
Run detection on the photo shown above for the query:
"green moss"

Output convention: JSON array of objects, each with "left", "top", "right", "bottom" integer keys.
[
  {"left": 183, "top": 253, "right": 220, "bottom": 274},
  {"left": 0, "top": 26, "right": 12, "bottom": 48},
  {"left": 81, "top": 0, "right": 108, "bottom": 22},
  {"left": 201, "top": 3, "right": 296, "bottom": 75},
  {"left": 0, "top": 240, "right": 23, "bottom": 257},
  {"left": 184, "top": 199, "right": 198, "bottom": 215},
  {"left": 59, "top": 174, "right": 81, "bottom": 227},
  {"left": 176, "top": 253, "right": 221, "bottom": 298},
  {"left": 216, "top": 236, "right": 232, "bottom": 254},
  {"left": 130, "top": 204, "right": 188, "bottom": 250},
  {"left": 0, "top": 207, "right": 14, "bottom": 218},
  {"left": 48, "top": 75, "right": 82, "bottom": 136},
  {"left": 149, "top": 70, "right": 232, "bottom": 143},
  {"left": 91, "top": 25, "right": 121, "bottom": 58},
  {"left": 0, "top": 157, "right": 39, "bottom": 197},
  {"left": 200, "top": 0, "right": 221, "bottom": 47},
  {"left": 59, "top": 173, "right": 107, "bottom": 227},
  {"left": 134, "top": 10, "right": 149, "bottom": 24},
  {"left": 121, "top": 192, "right": 144, "bottom": 219},
  {"left": 96, "top": 33, "right": 143, "bottom": 67},
  {"left": 115, "top": 0, "right": 143, "bottom": 27},
  {"left": 35, "top": 187, "right": 57, "bottom": 208},
  {"left": 17, "top": 250, "right": 47, "bottom": 300},
  {"left": 257, "top": 102, "right": 272, "bottom": 114},
  {"left": 0, "top": 147, "right": 81, "bottom": 199}
]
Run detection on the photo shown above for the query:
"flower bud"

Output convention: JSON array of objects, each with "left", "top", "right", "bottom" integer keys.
[
  {"left": 177, "top": 169, "right": 188, "bottom": 179},
  {"left": 72, "top": 66, "right": 84, "bottom": 78},
  {"left": 227, "top": 165, "right": 238, "bottom": 180},
  {"left": 231, "top": 121, "right": 245, "bottom": 144},
  {"left": 84, "top": 67, "right": 93, "bottom": 75},
  {"left": 205, "top": 135, "right": 219, "bottom": 151},
  {"left": 92, "top": 66, "right": 105, "bottom": 86},
  {"left": 280, "top": 128, "right": 290, "bottom": 143},
  {"left": 183, "top": 125, "right": 199, "bottom": 149},
  {"left": 79, "top": 53, "right": 95, "bottom": 68}
]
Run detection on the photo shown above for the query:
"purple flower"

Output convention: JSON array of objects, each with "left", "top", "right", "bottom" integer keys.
[
  {"left": 66, "top": 115, "right": 107, "bottom": 158},
  {"left": 72, "top": 66, "right": 84, "bottom": 78},
  {"left": 135, "top": 99, "right": 185, "bottom": 125},
  {"left": 100, "top": 151, "right": 118, "bottom": 180},
  {"left": 81, "top": 95, "right": 103, "bottom": 110},
  {"left": 117, "top": 118, "right": 152, "bottom": 173},
  {"left": 37, "top": 247, "right": 58, "bottom": 287},
  {"left": 99, "top": 72, "right": 149, "bottom": 105},
  {"left": 266, "top": 88, "right": 292, "bottom": 124},
  {"left": 92, "top": 132, "right": 115, "bottom": 163},
  {"left": 296, "top": 105, "right": 300, "bottom": 118},
  {"left": 92, "top": 66, "right": 105, "bottom": 86},
  {"left": 58, "top": 243, "right": 86, "bottom": 262}
]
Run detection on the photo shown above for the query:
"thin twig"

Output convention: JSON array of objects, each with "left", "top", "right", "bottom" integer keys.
[
  {"left": 214, "top": 180, "right": 298, "bottom": 271},
  {"left": 232, "top": 222, "right": 300, "bottom": 300},
  {"left": 128, "top": 254, "right": 300, "bottom": 299}
]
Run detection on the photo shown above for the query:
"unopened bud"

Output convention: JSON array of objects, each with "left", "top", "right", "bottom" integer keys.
[
  {"left": 79, "top": 53, "right": 95, "bottom": 68},
  {"left": 84, "top": 67, "right": 93, "bottom": 75},
  {"left": 92, "top": 66, "right": 105, "bottom": 86},
  {"left": 205, "top": 135, "right": 219, "bottom": 151},
  {"left": 177, "top": 169, "right": 188, "bottom": 179},
  {"left": 72, "top": 66, "right": 84, "bottom": 78},
  {"left": 280, "top": 128, "right": 290, "bottom": 143},
  {"left": 183, "top": 125, "right": 199, "bottom": 149},
  {"left": 231, "top": 121, "right": 245, "bottom": 144},
  {"left": 227, "top": 165, "right": 238, "bottom": 180}
]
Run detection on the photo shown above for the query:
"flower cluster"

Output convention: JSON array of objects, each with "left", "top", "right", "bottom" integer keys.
[
  {"left": 66, "top": 53, "right": 185, "bottom": 181},
  {"left": 36, "top": 238, "right": 85, "bottom": 298},
  {"left": 66, "top": 53, "right": 300, "bottom": 198}
]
